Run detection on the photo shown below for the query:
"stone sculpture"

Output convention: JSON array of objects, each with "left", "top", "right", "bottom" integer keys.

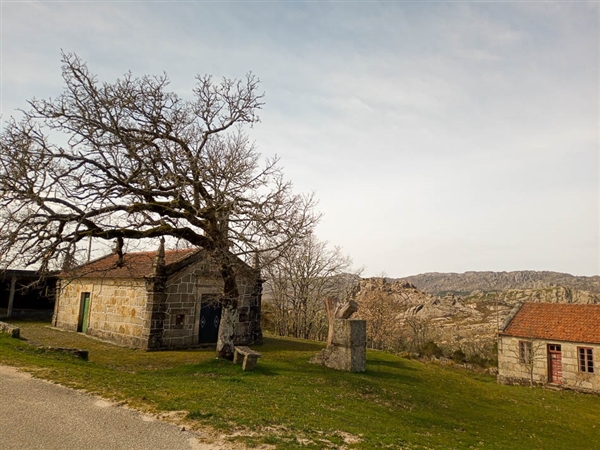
[{"left": 310, "top": 297, "right": 366, "bottom": 372}]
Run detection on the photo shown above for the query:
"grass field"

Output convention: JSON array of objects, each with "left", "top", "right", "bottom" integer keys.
[{"left": 1, "top": 321, "right": 599, "bottom": 449}]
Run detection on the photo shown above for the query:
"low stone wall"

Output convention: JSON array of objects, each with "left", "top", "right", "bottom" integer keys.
[{"left": 0, "top": 321, "right": 20, "bottom": 338}]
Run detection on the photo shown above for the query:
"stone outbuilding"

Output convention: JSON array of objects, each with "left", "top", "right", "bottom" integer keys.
[
  {"left": 52, "top": 246, "right": 262, "bottom": 349},
  {"left": 1, "top": 270, "right": 56, "bottom": 319},
  {"left": 497, "top": 302, "right": 599, "bottom": 393}
]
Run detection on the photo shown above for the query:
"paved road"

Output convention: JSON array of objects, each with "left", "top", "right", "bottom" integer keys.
[{"left": 0, "top": 365, "right": 224, "bottom": 450}]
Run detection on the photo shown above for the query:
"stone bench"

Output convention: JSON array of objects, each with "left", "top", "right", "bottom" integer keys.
[{"left": 233, "top": 346, "right": 262, "bottom": 371}]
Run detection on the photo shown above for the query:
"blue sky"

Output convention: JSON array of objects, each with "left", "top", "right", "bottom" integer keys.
[{"left": 2, "top": 1, "right": 598, "bottom": 277}]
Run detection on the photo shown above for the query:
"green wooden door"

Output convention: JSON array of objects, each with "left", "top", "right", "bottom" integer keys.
[{"left": 78, "top": 292, "right": 90, "bottom": 333}]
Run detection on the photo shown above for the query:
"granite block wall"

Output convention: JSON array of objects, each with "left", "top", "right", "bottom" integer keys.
[{"left": 498, "top": 336, "right": 599, "bottom": 393}]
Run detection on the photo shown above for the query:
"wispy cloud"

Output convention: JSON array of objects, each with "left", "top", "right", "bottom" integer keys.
[{"left": 2, "top": 1, "right": 598, "bottom": 275}]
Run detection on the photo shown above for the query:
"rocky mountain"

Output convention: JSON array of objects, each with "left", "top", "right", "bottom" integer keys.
[
  {"left": 397, "top": 271, "right": 600, "bottom": 296},
  {"left": 263, "top": 270, "right": 599, "bottom": 358},
  {"left": 352, "top": 275, "right": 599, "bottom": 357},
  {"left": 353, "top": 277, "right": 478, "bottom": 321},
  {"left": 462, "top": 286, "right": 599, "bottom": 305}
]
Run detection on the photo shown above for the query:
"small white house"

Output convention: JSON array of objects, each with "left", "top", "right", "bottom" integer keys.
[{"left": 498, "top": 302, "right": 599, "bottom": 394}]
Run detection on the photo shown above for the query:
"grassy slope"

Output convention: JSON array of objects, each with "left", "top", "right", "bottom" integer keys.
[{"left": 1, "top": 322, "right": 599, "bottom": 449}]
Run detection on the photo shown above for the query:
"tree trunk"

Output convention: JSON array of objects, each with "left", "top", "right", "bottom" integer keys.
[
  {"left": 216, "top": 260, "right": 240, "bottom": 360},
  {"left": 216, "top": 304, "right": 239, "bottom": 359}
]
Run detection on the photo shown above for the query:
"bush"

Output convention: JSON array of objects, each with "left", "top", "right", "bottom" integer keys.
[
  {"left": 451, "top": 349, "right": 466, "bottom": 363},
  {"left": 419, "top": 341, "right": 444, "bottom": 358},
  {"left": 466, "top": 353, "right": 498, "bottom": 369}
]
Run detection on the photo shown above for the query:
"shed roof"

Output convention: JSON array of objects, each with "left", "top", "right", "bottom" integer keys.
[
  {"left": 65, "top": 248, "right": 199, "bottom": 279},
  {"left": 500, "top": 302, "right": 600, "bottom": 344}
]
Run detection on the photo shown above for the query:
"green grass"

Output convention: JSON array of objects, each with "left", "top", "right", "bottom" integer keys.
[{"left": 2, "top": 321, "right": 599, "bottom": 449}]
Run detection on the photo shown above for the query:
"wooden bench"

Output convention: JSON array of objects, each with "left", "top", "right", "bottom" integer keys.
[{"left": 233, "top": 346, "right": 262, "bottom": 371}]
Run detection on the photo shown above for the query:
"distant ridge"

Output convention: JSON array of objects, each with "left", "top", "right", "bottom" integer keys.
[{"left": 397, "top": 271, "right": 600, "bottom": 296}]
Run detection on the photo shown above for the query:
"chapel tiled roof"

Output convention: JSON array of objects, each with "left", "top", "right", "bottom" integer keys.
[
  {"left": 500, "top": 302, "right": 600, "bottom": 344},
  {"left": 65, "top": 248, "right": 199, "bottom": 279}
]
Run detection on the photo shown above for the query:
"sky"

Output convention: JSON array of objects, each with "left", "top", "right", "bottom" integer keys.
[{"left": 1, "top": 1, "right": 599, "bottom": 277}]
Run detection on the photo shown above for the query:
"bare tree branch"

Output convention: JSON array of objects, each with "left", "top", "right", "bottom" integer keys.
[
  {"left": 261, "top": 234, "right": 357, "bottom": 340},
  {"left": 0, "top": 52, "right": 319, "bottom": 358}
]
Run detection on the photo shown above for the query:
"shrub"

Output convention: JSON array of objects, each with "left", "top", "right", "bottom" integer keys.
[
  {"left": 466, "top": 353, "right": 498, "bottom": 368},
  {"left": 419, "top": 341, "right": 444, "bottom": 358},
  {"left": 451, "top": 349, "right": 466, "bottom": 363}
]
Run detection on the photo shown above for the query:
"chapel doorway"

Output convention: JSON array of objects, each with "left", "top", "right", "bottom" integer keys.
[{"left": 199, "top": 294, "right": 221, "bottom": 344}]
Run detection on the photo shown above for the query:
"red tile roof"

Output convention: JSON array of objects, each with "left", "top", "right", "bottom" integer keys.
[
  {"left": 501, "top": 302, "right": 600, "bottom": 344},
  {"left": 65, "top": 248, "right": 199, "bottom": 279}
]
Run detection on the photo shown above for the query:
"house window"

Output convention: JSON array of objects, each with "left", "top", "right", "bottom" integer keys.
[
  {"left": 175, "top": 314, "right": 185, "bottom": 327},
  {"left": 519, "top": 341, "right": 532, "bottom": 364},
  {"left": 578, "top": 347, "right": 594, "bottom": 373}
]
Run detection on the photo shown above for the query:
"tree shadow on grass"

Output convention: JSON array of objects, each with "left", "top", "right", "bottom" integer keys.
[
  {"left": 361, "top": 368, "right": 420, "bottom": 385},
  {"left": 259, "top": 336, "right": 324, "bottom": 353},
  {"left": 246, "top": 364, "right": 279, "bottom": 377}
]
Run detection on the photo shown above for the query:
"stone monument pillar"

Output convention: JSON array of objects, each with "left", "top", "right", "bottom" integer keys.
[
  {"left": 312, "top": 319, "right": 366, "bottom": 372},
  {"left": 310, "top": 298, "right": 366, "bottom": 372}
]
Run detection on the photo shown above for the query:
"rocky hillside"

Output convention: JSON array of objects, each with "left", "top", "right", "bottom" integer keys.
[
  {"left": 462, "top": 286, "right": 599, "bottom": 305},
  {"left": 398, "top": 271, "right": 600, "bottom": 296},
  {"left": 352, "top": 276, "right": 599, "bottom": 357},
  {"left": 353, "top": 277, "right": 477, "bottom": 321}
]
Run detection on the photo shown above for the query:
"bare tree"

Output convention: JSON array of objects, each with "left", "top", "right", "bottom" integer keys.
[
  {"left": 261, "top": 234, "right": 356, "bottom": 340},
  {"left": 0, "top": 52, "right": 318, "bottom": 359},
  {"left": 355, "top": 289, "right": 403, "bottom": 350},
  {"left": 514, "top": 339, "right": 547, "bottom": 387},
  {"left": 403, "top": 315, "right": 433, "bottom": 352}
]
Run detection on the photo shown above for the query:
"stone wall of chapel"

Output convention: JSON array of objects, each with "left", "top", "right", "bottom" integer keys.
[
  {"left": 498, "top": 336, "right": 600, "bottom": 393},
  {"left": 53, "top": 257, "right": 263, "bottom": 350},
  {"left": 233, "top": 274, "right": 263, "bottom": 345},
  {"left": 160, "top": 260, "right": 262, "bottom": 349},
  {"left": 53, "top": 278, "right": 150, "bottom": 348},
  {"left": 160, "top": 262, "right": 217, "bottom": 348},
  {"left": 53, "top": 279, "right": 81, "bottom": 332}
]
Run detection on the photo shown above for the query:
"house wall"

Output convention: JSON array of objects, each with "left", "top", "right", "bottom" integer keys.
[
  {"left": 54, "top": 258, "right": 263, "bottom": 350},
  {"left": 159, "top": 261, "right": 262, "bottom": 349},
  {"left": 160, "top": 262, "right": 221, "bottom": 348},
  {"left": 53, "top": 278, "right": 151, "bottom": 348},
  {"left": 498, "top": 336, "right": 600, "bottom": 393}
]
